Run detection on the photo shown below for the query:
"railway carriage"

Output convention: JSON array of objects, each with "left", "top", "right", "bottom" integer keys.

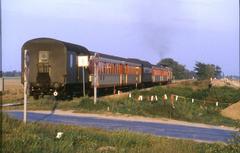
[
  {"left": 88, "top": 53, "right": 142, "bottom": 88},
  {"left": 22, "top": 38, "right": 91, "bottom": 99},
  {"left": 128, "top": 58, "right": 153, "bottom": 87},
  {"left": 22, "top": 38, "right": 173, "bottom": 99},
  {"left": 152, "top": 66, "right": 172, "bottom": 84}
]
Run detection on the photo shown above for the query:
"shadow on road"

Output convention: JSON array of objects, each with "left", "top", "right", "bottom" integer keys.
[{"left": 33, "top": 99, "right": 59, "bottom": 122}]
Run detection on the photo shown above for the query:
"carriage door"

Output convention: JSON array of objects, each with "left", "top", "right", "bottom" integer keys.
[
  {"left": 125, "top": 64, "right": 128, "bottom": 85},
  {"left": 119, "top": 64, "right": 123, "bottom": 86},
  {"left": 37, "top": 51, "right": 51, "bottom": 85}
]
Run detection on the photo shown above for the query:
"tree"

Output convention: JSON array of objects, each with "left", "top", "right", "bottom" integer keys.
[
  {"left": 3, "top": 70, "right": 21, "bottom": 77},
  {"left": 157, "top": 58, "right": 194, "bottom": 79},
  {"left": 194, "top": 62, "right": 222, "bottom": 80},
  {"left": 184, "top": 69, "right": 196, "bottom": 79},
  {"left": 215, "top": 66, "right": 222, "bottom": 79}
]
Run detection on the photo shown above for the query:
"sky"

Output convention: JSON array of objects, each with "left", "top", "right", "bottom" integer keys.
[{"left": 1, "top": 0, "right": 239, "bottom": 75}]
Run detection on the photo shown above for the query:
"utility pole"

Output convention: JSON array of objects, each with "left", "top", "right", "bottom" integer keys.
[
  {"left": 23, "top": 49, "right": 29, "bottom": 123},
  {"left": 2, "top": 77, "right": 4, "bottom": 93},
  {"left": 82, "top": 66, "right": 85, "bottom": 96},
  {"left": 94, "top": 54, "right": 98, "bottom": 104}
]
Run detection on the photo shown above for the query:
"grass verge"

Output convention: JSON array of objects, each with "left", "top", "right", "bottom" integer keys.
[
  {"left": 2, "top": 114, "right": 226, "bottom": 153},
  {"left": 3, "top": 84, "right": 240, "bottom": 127}
]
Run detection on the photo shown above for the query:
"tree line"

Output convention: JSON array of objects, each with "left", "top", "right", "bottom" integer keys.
[
  {"left": 157, "top": 58, "right": 222, "bottom": 80},
  {"left": 1, "top": 70, "right": 21, "bottom": 77}
]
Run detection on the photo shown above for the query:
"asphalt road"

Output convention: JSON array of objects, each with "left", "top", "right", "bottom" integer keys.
[{"left": 6, "top": 111, "right": 235, "bottom": 143}]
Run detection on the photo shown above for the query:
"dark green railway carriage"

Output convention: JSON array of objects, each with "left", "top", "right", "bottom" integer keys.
[{"left": 21, "top": 38, "right": 90, "bottom": 99}]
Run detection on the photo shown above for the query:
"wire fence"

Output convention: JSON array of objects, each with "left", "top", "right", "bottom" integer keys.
[{"left": 127, "top": 92, "right": 233, "bottom": 108}]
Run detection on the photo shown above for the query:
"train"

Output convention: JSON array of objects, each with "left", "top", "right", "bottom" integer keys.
[{"left": 21, "top": 38, "right": 173, "bottom": 99}]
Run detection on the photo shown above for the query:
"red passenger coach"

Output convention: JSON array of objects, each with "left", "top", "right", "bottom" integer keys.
[
  {"left": 152, "top": 66, "right": 172, "bottom": 84},
  {"left": 88, "top": 53, "right": 142, "bottom": 89}
]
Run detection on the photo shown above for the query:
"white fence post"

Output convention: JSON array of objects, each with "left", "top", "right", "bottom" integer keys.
[
  {"left": 129, "top": 93, "right": 132, "bottom": 98},
  {"left": 23, "top": 49, "right": 29, "bottom": 123},
  {"left": 175, "top": 95, "right": 178, "bottom": 101}
]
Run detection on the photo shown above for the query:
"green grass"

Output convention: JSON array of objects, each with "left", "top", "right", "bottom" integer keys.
[
  {"left": 4, "top": 84, "right": 240, "bottom": 127},
  {"left": 2, "top": 114, "right": 227, "bottom": 153},
  {"left": 144, "top": 85, "right": 240, "bottom": 105},
  {"left": 3, "top": 81, "right": 240, "bottom": 153},
  {"left": 4, "top": 95, "right": 237, "bottom": 127},
  {"left": 2, "top": 98, "right": 23, "bottom": 104}
]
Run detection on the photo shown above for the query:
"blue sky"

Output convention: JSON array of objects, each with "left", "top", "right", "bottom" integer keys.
[{"left": 2, "top": 0, "right": 239, "bottom": 75}]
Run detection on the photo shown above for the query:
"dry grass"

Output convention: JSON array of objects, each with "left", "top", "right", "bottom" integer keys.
[
  {"left": 167, "top": 80, "right": 210, "bottom": 90},
  {"left": 221, "top": 101, "right": 240, "bottom": 120},
  {"left": 1, "top": 77, "right": 23, "bottom": 103},
  {"left": 212, "top": 79, "right": 240, "bottom": 89}
]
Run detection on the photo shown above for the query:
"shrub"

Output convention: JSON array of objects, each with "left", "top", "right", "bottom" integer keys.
[{"left": 78, "top": 97, "right": 110, "bottom": 111}]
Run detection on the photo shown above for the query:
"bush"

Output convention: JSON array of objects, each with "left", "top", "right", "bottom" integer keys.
[{"left": 78, "top": 97, "right": 110, "bottom": 112}]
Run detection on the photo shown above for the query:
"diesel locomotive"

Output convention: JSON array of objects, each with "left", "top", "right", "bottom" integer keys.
[{"left": 21, "top": 38, "right": 172, "bottom": 99}]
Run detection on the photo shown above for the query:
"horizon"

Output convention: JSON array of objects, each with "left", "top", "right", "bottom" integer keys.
[{"left": 2, "top": 0, "right": 239, "bottom": 75}]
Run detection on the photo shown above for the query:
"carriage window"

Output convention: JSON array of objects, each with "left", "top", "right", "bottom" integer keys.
[
  {"left": 39, "top": 51, "right": 49, "bottom": 63},
  {"left": 70, "top": 54, "right": 73, "bottom": 68},
  {"left": 38, "top": 51, "right": 50, "bottom": 73}
]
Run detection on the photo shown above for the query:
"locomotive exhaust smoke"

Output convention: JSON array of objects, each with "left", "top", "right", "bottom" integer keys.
[
  {"left": 139, "top": 23, "right": 171, "bottom": 58},
  {"left": 131, "top": 0, "right": 182, "bottom": 58}
]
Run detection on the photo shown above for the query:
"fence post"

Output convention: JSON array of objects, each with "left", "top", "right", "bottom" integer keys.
[
  {"left": 94, "top": 56, "right": 98, "bottom": 104},
  {"left": 0, "top": 78, "right": 3, "bottom": 100},
  {"left": 23, "top": 49, "right": 29, "bottom": 123},
  {"left": 170, "top": 94, "right": 175, "bottom": 109},
  {"left": 2, "top": 77, "right": 4, "bottom": 92},
  {"left": 150, "top": 96, "right": 153, "bottom": 102},
  {"left": 175, "top": 95, "right": 178, "bottom": 101},
  {"left": 128, "top": 92, "right": 132, "bottom": 98}
]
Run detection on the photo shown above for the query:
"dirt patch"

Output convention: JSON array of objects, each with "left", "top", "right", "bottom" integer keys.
[
  {"left": 168, "top": 79, "right": 240, "bottom": 90},
  {"left": 167, "top": 80, "right": 209, "bottom": 90},
  {"left": 97, "top": 146, "right": 116, "bottom": 152},
  {"left": 1, "top": 77, "right": 23, "bottom": 103},
  {"left": 221, "top": 101, "right": 240, "bottom": 120},
  {"left": 212, "top": 79, "right": 240, "bottom": 89}
]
